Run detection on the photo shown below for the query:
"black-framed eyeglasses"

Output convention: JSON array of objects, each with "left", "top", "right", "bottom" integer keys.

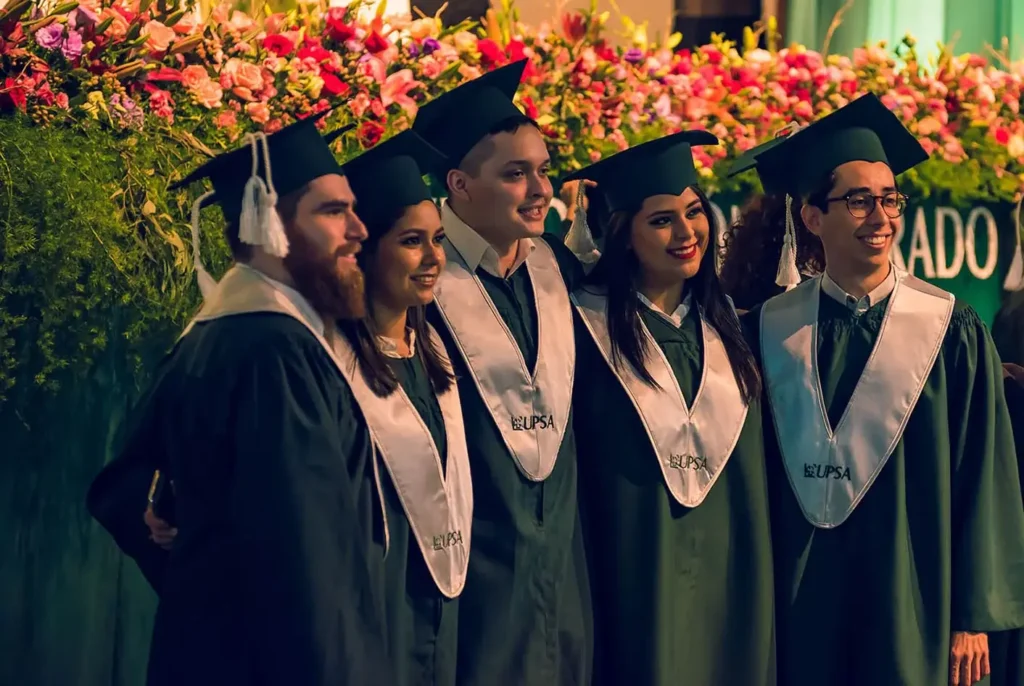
[{"left": 826, "top": 191, "right": 908, "bottom": 219}]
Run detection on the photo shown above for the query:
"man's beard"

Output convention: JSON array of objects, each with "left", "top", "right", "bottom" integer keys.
[{"left": 283, "top": 226, "right": 366, "bottom": 321}]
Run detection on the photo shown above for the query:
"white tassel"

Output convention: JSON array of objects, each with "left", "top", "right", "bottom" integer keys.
[
  {"left": 190, "top": 189, "right": 218, "bottom": 301},
  {"left": 563, "top": 181, "right": 601, "bottom": 266},
  {"left": 1003, "top": 193, "right": 1024, "bottom": 291},
  {"left": 237, "top": 133, "right": 290, "bottom": 258},
  {"left": 775, "top": 194, "right": 801, "bottom": 288}
]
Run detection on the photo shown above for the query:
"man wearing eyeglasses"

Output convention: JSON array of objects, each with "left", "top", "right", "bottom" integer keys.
[{"left": 737, "top": 94, "right": 1024, "bottom": 686}]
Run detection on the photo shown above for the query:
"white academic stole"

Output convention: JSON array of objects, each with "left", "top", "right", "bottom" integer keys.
[
  {"left": 760, "top": 273, "right": 954, "bottom": 528},
  {"left": 432, "top": 237, "right": 575, "bottom": 482},
  {"left": 573, "top": 289, "right": 748, "bottom": 507},
  {"left": 182, "top": 265, "right": 473, "bottom": 597}
]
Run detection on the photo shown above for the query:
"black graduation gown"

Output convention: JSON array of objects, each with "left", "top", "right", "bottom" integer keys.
[
  {"left": 426, "top": 234, "right": 592, "bottom": 686},
  {"left": 87, "top": 312, "right": 393, "bottom": 686},
  {"left": 744, "top": 294, "right": 1024, "bottom": 686},
  {"left": 573, "top": 303, "right": 776, "bottom": 686},
  {"left": 379, "top": 353, "right": 460, "bottom": 686}
]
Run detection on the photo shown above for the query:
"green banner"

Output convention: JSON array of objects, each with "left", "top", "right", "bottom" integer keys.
[{"left": 708, "top": 195, "right": 1020, "bottom": 325}]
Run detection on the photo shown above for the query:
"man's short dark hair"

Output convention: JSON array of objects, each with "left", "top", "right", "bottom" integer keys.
[
  {"left": 223, "top": 182, "right": 310, "bottom": 261},
  {"left": 454, "top": 115, "right": 541, "bottom": 179}
]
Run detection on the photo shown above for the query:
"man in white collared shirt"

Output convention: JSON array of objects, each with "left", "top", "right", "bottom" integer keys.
[
  {"left": 413, "top": 60, "right": 590, "bottom": 685},
  {"left": 739, "top": 95, "right": 1024, "bottom": 686}
]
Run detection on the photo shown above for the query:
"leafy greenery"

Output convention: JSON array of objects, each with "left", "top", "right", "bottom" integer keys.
[{"left": 0, "top": 115, "right": 232, "bottom": 404}]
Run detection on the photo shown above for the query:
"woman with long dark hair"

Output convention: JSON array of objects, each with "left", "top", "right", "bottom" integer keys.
[
  {"left": 334, "top": 129, "right": 471, "bottom": 686},
  {"left": 562, "top": 131, "right": 775, "bottom": 685}
]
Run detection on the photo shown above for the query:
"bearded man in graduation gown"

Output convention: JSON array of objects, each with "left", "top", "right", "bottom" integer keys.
[
  {"left": 86, "top": 113, "right": 396, "bottom": 686},
  {"left": 411, "top": 61, "right": 591, "bottom": 685},
  {"left": 735, "top": 94, "right": 1024, "bottom": 686}
]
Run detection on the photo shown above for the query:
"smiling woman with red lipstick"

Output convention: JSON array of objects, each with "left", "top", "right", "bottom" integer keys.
[
  {"left": 561, "top": 131, "right": 776, "bottom": 686},
  {"left": 334, "top": 129, "right": 473, "bottom": 686}
]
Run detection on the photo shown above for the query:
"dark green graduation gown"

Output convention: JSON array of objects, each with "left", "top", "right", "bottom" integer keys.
[
  {"left": 87, "top": 267, "right": 393, "bottom": 686},
  {"left": 427, "top": 229, "right": 592, "bottom": 686},
  {"left": 991, "top": 369, "right": 1024, "bottom": 686},
  {"left": 572, "top": 297, "right": 776, "bottom": 686},
  {"left": 745, "top": 283, "right": 1024, "bottom": 686},
  {"left": 378, "top": 353, "right": 460, "bottom": 686}
]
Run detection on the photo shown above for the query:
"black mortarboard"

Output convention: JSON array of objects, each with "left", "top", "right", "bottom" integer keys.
[
  {"left": 412, "top": 60, "right": 528, "bottom": 170},
  {"left": 748, "top": 94, "right": 928, "bottom": 197},
  {"left": 171, "top": 109, "right": 353, "bottom": 225},
  {"left": 562, "top": 130, "right": 720, "bottom": 213},
  {"left": 725, "top": 136, "right": 788, "bottom": 195},
  {"left": 343, "top": 130, "right": 446, "bottom": 233}
]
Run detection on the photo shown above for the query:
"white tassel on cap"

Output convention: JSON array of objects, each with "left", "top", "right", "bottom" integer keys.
[
  {"left": 238, "top": 132, "right": 290, "bottom": 258},
  {"left": 1003, "top": 193, "right": 1024, "bottom": 291},
  {"left": 563, "top": 181, "right": 601, "bottom": 266},
  {"left": 776, "top": 194, "right": 801, "bottom": 289},
  {"left": 190, "top": 189, "right": 219, "bottom": 301}
]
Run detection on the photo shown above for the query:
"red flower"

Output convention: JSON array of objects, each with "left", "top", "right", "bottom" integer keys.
[
  {"left": 507, "top": 40, "right": 527, "bottom": 61},
  {"left": 298, "top": 43, "right": 332, "bottom": 64},
  {"left": 477, "top": 38, "right": 504, "bottom": 65},
  {"left": 593, "top": 40, "right": 616, "bottom": 62},
  {"left": 263, "top": 34, "right": 295, "bottom": 56},
  {"left": 561, "top": 12, "right": 586, "bottom": 42},
  {"left": 364, "top": 31, "right": 389, "bottom": 54},
  {"left": 147, "top": 67, "right": 183, "bottom": 82},
  {"left": 0, "top": 77, "right": 27, "bottom": 112},
  {"left": 325, "top": 8, "right": 355, "bottom": 43},
  {"left": 699, "top": 45, "right": 723, "bottom": 65},
  {"left": 520, "top": 95, "right": 539, "bottom": 120},
  {"left": 359, "top": 119, "right": 385, "bottom": 147},
  {"left": 321, "top": 72, "right": 350, "bottom": 98},
  {"left": 994, "top": 127, "right": 1011, "bottom": 145}
]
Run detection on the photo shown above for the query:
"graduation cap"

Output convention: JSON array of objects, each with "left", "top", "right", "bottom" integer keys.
[
  {"left": 172, "top": 108, "right": 353, "bottom": 299},
  {"left": 748, "top": 93, "right": 929, "bottom": 198},
  {"left": 343, "top": 130, "right": 446, "bottom": 234},
  {"left": 725, "top": 135, "right": 789, "bottom": 196},
  {"left": 412, "top": 60, "right": 528, "bottom": 171},
  {"left": 558, "top": 130, "right": 719, "bottom": 264},
  {"left": 563, "top": 130, "right": 719, "bottom": 213}
]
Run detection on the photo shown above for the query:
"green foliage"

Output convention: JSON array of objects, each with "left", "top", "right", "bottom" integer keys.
[{"left": 0, "top": 116, "right": 231, "bottom": 404}]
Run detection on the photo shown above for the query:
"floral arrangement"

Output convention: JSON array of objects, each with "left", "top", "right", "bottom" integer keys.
[{"left": 2, "top": 0, "right": 1023, "bottom": 200}]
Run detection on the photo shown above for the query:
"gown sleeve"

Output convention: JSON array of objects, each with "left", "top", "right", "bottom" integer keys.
[
  {"left": 86, "top": 369, "right": 171, "bottom": 594},
  {"left": 230, "top": 342, "right": 394, "bottom": 685},
  {"left": 946, "top": 306, "right": 1024, "bottom": 632}
]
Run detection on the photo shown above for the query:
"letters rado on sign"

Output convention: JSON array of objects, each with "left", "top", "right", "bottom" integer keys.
[
  {"left": 803, "top": 463, "right": 852, "bottom": 481},
  {"left": 510, "top": 414, "right": 555, "bottom": 431},
  {"left": 668, "top": 454, "right": 708, "bottom": 471},
  {"left": 432, "top": 530, "right": 463, "bottom": 551}
]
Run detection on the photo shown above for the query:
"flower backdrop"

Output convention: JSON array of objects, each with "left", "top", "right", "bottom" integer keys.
[
  {"left": 4, "top": 0, "right": 1024, "bottom": 195},
  {"left": 1, "top": 0, "right": 1024, "bottom": 399}
]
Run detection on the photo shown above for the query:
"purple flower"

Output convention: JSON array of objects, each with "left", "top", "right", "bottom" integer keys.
[
  {"left": 70, "top": 6, "right": 98, "bottom": 30},
  {"left": 623, "top": 48, "right": 644, "bottom": 64},
  {"left": 34, "top": 24, "right": 64, "bottom": 50},
  {"left": 61, "top": 29, "right": 84, "bottom": 60},
  {"left": 407, "top": 42, "right": 420, "bottom": 58},
  {"left": 422, "top": 38, "right": 440, "bottom": 55},
  {"left": 110, "top": 94, "right": 145, "bottom": 131}
]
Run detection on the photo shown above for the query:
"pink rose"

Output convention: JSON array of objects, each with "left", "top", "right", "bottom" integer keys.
[
  {"left": 214, "top": 109, "right": 237, "bottom": 128},
  {"left": 229, "top": 10, "right": 255, "bottom": 33},
  {"left": 144, "top": 20, "right": 176, "bottom": 52},
  {"left": 100, "top": 8, "right": 129, "bottom": 39},
  {"left": 180, "top": 65, "right": 208, "bottom": 89},
  {"left": 193, "top": 80, "right": 223, "bottom": 108},
  {"left": 232, "top": 86, "right": 256, "bottom": 101},
  {"left": 348, "top": 92, "right": 371, "bottom": 118},
  {"left": 246, "top": 101, "right": 270, "bottom": 124},
  {"left": 234, "top": 61, "right": 263, "bottom": 91},
  {"left": 265, "top": 13, "right": 287, "bottom": 35},
  {"left": 56, "top": 92, "right": 69, "bottom": 109}
]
